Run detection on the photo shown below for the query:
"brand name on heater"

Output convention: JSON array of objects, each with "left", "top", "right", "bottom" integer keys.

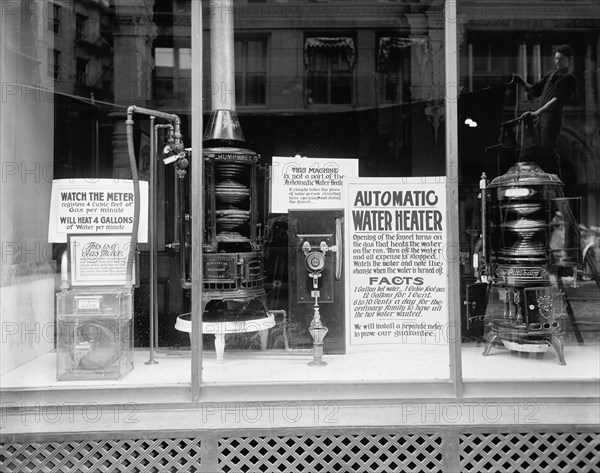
[
  {"left": 207, "top": 153, "right": 258, "bottom": 162},
  {"left": 496, "top": 266, "right": 545, "bottom": 278}
]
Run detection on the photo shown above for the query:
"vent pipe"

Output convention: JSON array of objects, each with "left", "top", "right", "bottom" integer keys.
[{"left": 204, "top": 0, "right": 245, "bottom": 147}]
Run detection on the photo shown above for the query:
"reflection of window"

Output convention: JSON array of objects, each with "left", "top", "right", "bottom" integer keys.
[
  {"left": 76, "top": 58, "right": 88, "bottom": 86},
  {"left": 468, "top": 36, "right": 518, "bottom": 91},
  {"left": 75, "top": 14, "right": 87, "bottom": 41},
  {"left": 178, "top": 48, "right": 192, "bottom": 70},
  {"left": 376, "top": 37, "right": 411, "bottom": 103},
  {"left": 155, "top": 47, "right": 174, "bottom": 67},
  {"left": 48, "top": 3, "right": 61, "bottom": 34},
  {"left": 48, "top": 49, "right": 60, "bottom": 80},
  {"left": 153, "top": 46, "right": 192, "bottom": 104},
  {"left": 154, "top": 47, "right": 174, "bottom": 101},
  {"left": 235, "top": 38, "right": 267, "bottom": 106},
  {"left": 304, "top": 37, "right": 354, "bottom": 105}
]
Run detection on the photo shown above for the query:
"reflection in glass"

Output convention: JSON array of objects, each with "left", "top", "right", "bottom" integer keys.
[{"left": 458, "top": 2, "right": 600, "bottom": 379}]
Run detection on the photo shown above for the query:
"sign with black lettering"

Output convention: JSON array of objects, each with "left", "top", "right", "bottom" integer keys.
[
  {"left": 271, "top": 156, "right": 358, "bottom": 213},
  {"left": 48, "top": 179, "right": 149, "bottom": 243},
  {"left": 345, "top": 178, "right": 448, "bottom": 346},
  {"left": 69, "top": 234, "right": 136, "bottom": 286}
]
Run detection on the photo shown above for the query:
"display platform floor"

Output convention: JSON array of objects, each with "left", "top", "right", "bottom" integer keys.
[{"left": 1, "top": 343, "right": 598, "bottom": 390}]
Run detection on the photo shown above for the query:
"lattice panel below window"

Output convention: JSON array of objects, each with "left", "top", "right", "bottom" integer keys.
[
  {"left": 0, "top": 438, "right": 202, "bottom": 473},
  {"left": 460, "top": 432, "right": 600, "bottom": 473},
  {"left": 218, "top": 434, "right": 444, "bottom": 473}
]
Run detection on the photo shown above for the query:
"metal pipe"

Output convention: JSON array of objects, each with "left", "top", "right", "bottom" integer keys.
[
  {"left": 179, "top": 170, "right": 192, "bottom": 290},
  {"left": 203, "top": 0, "right": 245, "bottom": 146},
  {"left": 125, "top": 111, "right": 140, "bottom": 289},
  {"left": 479, "top": 172, "right": 488, "bottom": 275},
  {"left": 126, "top": 107, "right": 184, "bottom": 358},
  {"left": 209, "top": 0, "right": 236, "bottom": 112},
  {"left": 268, "top": 310, "right": 312, "bottom": 354},
  {"left": 154, "top": 123, "right": 176, "bottom": 352},
  {"left": 127, "top": 105, "right": 181, "bottom": 132},
  {"left": 172, "top": 135, "right": 180, "bottom": 245},
  {"left": 146, "top": 116, "right": 158, "bottom": 365}
]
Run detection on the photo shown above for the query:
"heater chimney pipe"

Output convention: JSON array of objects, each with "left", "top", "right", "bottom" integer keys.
[
  {"left": 210, "top": 0, "right": 236, "bottom": 112},
  {"left": 204, "top": 0, "right": 245, "bottom": 146}
]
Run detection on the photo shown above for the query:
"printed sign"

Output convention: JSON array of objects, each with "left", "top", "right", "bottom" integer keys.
[
  {"left": 346, "top": 177, "right": 448, "bottom": 346},
  {"left": 68, "top": 234, "right": 136, "bottom": 286},
  {"left": 271, "top": 156, "right": 358, "bottom": 213},
  {"left": 48, "top": 179, "right": 149, "bottom": 243}
]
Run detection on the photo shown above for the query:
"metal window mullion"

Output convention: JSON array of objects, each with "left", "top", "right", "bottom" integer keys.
[
  {"left": 444, "top": 0, "right": 463, "bottom": 399},
  {"left": 191, "top": 0, "right": 204, "bottom": 402}
]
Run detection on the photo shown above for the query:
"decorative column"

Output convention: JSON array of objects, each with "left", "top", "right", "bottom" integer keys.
[
  {"left": 425, "top": 8, "right": 445, "bottom": 102},
  {"left": 405, "top": 13, "right": 432, "bottom": 103},
  {"left": 404, "top": 8, "right": 449, "bottom": 175}
]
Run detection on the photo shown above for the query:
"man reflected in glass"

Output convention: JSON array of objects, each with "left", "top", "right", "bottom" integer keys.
[{"left": 513, "top": 45, "right": 577, "bottom": 177}]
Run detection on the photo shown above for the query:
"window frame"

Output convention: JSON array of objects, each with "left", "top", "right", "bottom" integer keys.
[
  {"left": 234, "top": 35, "right": 269, "bottom": 107},
  {"left": 75, "top": 13, "right": 88, "bottom": 42},
  {"left": 75, "top": 57, "right": 88, "bottom": 86},
  {"left": 375, "top": 35, "right": 412, "bottom": 104},
  {"left": 304, "top": 35, "right": 356, "bottom": 106},
  {"left": 48, "top": 3, "right": 61, "bottom": 35},
  {"left": 47, "top": 48, "right": 60, "bottom": 80}
]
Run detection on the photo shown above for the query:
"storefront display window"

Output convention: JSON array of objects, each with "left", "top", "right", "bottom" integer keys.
[
  {"left": 457, "top": 4, "right": 600, "bottom": 380},
  {"left": 1, "top": 0, "right": 195, "bottom": 393},
  {"left": 1, "top": 0, "right": 598, "bottom": 402},
  {"left": 189, "top": 0, "right": 452, "bottom": 385}
]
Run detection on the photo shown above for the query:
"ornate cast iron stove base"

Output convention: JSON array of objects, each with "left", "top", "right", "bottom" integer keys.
[{"left": 482, "top": 319, "right": 566, "bottom": 365}]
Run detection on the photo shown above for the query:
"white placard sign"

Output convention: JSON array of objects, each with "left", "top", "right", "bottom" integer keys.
[
  {"left": 345, "top": 177, "right": 448, "bottom": 347},
  {"left": 48, "top": 179, "right": 149, "bottom": 243},
  {"left": 69, "top": 234, "right": 136, "bottom": 286},
  {"left": 271, "top": 156, "right": 358, "bottom": 213}
]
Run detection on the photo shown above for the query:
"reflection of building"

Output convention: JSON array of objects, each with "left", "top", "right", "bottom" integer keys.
[
  {"left": 11, "top": 1, "right": 596, "bottom": 217},
  {"left": 47, "top": 0, "right": 114, "bottom": 101},
  {"left": 148, "top": 1, "right": 599, "bottom": 211},
  {"left": 43, "top": 0, "right": 116, "bottom": 179},
  {"left": 455, "top": 5, "right": 600, "bottom": 297},
  {"left": 136, "top": 0, "right": 454, "bottom": 345},
  {"left": 458, "top": 5, "right": 600, "bottom": 226},
  {"left": 148, "top": 1, "right": 600, "bottom": 316},
  {"left": 151, "top": 0, "right": 449, "bottom": 177}
]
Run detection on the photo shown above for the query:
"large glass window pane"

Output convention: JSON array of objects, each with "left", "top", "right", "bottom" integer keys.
[
  {"left": 1, "top": 0, "right": 455, "bottom": 394},
  {"left": 457, "top": 1, "right": 600, "bottom": 380},
  {"left": 197, "top": 0, "right": 451, "bottom": 384},
  {"left": 1, "top": 0, "right": 193, "bottom": 392}
]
